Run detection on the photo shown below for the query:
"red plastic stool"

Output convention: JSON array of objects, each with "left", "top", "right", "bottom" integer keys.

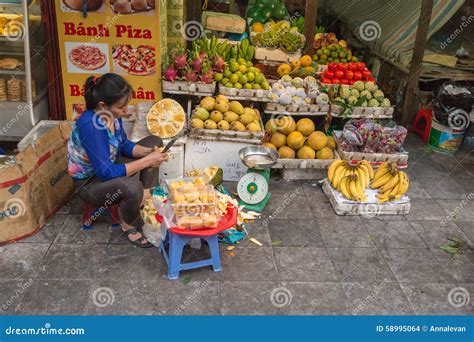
[
  {"left": 413, "top": 109, "right": 433, "bottom": 143},
  {"left": 82, "top": 202, "right": 121, "bottom": 230},
  {"left": 156, "top": 205, "right": 238, "bottom": 280}
]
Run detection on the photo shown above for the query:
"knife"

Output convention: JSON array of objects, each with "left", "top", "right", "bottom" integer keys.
[{"left": 161, "top": 136, "right": 179, "bottom": 153}]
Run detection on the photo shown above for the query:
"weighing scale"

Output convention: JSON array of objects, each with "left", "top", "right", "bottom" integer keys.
[{"left": 237, "top": 146, "right": 279, "bottom": 211}]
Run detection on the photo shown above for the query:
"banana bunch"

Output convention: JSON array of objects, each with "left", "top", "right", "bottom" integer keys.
[
  {"left": 217, "top": 40, "right": 234, "bottom": 62},
  {"left": 236, "top": 39, "right": 255, "bottom": 61},
  {"left": 327, "top": 160, "right": 374, "bottom": 202},
  {"left": 370, "top": 162, "right": 409, "bottom": 203}
]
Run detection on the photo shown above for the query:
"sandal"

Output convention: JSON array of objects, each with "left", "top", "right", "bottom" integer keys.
[{"left": 123, "top": 228, "right": 153, "bottom": 248}]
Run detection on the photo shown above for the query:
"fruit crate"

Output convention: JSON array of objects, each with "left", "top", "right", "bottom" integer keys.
[
  {"left": 330, "top": 105, "right": 394, "bottom": 119},
  {"left": 162, "top": 81, "right": 216, "bottom": 96},
  {"left": 272, "top": 151, "right": 341, "bottom": 180},
  {"left": 189, "top": 113, "right": 265, "bottom": 141},
  {"left": 254, "top": 46, "right": 302, "bottom": 64},
  {"left": 333, "top": 131, "right": 409, "bottom": 168},
  {"left": 218, "top": 85, "right": 272, "bottom": 101},
  {"left": 322, "top": 179, "right": 410, "bottom": 216},
  {"left": 265, "top": 102, "right": 330, "bottom": 116}
]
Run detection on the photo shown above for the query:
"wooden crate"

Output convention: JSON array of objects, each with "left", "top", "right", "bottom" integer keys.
[
  {"left": 272, "top": 151, "right": 340, "bottom": 180},
  {"left": 333, "top": 131, "right": 409, "bottom": 167},
  {"left": 218, "top": 85, "right": 271, "bottom": 101},
  {"left": 322, "top": 180, "right": 410, "bottom": 216},
  {"left": 330, "top": 105, "right": 394, "bottom": 119},
  {"left": 265, "top": 102, "right": 329, "bottom": 116},
  {"left": 162, "top": 81, "right": 216, "bottom": 95},
  {"left": 254, "top": 47, "right": 302, "bottom": 64}
]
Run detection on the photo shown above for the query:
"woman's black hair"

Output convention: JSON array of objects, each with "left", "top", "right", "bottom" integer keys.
[{"left": 84, "top": 73, "right": 132, "bottom": 110}]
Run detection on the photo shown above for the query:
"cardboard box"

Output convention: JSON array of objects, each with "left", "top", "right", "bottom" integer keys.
[
  {"left": 0, "top": 121, "right": 73, "bottom": 244},
  {"left": 202, "top": 11, "right": 246, "bottom": 34}
]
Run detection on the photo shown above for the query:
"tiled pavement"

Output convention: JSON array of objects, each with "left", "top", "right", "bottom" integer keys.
[{"left": 1, "top": 134, "right": 473, "bottom": 315}]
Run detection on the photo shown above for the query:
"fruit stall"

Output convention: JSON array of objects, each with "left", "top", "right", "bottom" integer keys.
[{"left": 148, "top": 0, "right": 423, "bottom": 216}]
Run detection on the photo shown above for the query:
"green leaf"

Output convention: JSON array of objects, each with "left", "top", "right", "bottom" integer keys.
[
  {"left": 271, "top": 240, "right": 283, "bottom": 246},
  {"left": 182, "top": 276, "right": 191, "bottom": 285}
]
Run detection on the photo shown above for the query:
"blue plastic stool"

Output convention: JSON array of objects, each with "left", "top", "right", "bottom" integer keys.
[
  {"left": 160, "top": 231, "right": 221, "bottom": 280},
  {"left": 82, "top": 202, "right": 121, "bottom": 230}
]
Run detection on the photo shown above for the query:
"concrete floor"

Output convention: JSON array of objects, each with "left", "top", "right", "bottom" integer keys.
[{"left": 1, "top": 134, "right": 473, "bottom": 315}]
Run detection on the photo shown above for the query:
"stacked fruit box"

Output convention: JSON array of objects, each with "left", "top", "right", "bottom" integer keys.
[
  {"left": 322, "top": 160, "right": 411, "bottom": 216},
  {"left": 332, "top": 131, "right": 409, "bottom": 168},
  {"left": 162, "top": 81, "right": 216, "bottom": 96}
]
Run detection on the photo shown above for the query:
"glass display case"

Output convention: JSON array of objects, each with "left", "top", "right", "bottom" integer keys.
[{"left": 0, "top": 0, "right": 48, "bottom": 140}]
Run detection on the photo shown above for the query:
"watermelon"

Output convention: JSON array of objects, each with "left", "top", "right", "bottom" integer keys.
[{"left": 272, "top": 5, "right": 288, "bottom": 20}]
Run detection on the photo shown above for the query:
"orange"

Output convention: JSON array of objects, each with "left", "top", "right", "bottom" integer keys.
[
  {"left": 251, "top": 22, "right": 264, "bottom": 33},
  {"left": 277, "top": 63, "right": 291, "bottom": 76},
  {"left": 299, "top": 55, "right": 312, "bottom": 67}
]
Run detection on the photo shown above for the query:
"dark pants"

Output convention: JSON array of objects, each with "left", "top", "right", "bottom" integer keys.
[{"left": 73, "top": 135, "right": 163, "bottom": 228}]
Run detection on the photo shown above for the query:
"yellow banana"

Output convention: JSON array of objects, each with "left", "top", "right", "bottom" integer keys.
[
  {"left": 360, "top": 160, "right": 374, "bottom": 179},
  {"left": 373, "top": 162, "right": 389, "bottom": 180},
  {"left": 389, "top": 182, "right": 400, "bottom": 196},
  {"left": 340, "top": 176, "right": 352, "bottom": 200},
  {"left": 358, "top": 163, "right": 371, "bottom": 184},
  {"left": 397, "top": 171, "right": 409, "bottom": 195},
  {"left": 349, "top": 176, "right": 362, "bottom": 201},
  {"left": 380, "top": 172, "right": 399, "bottom": 193},
  {"left": 370, "top": 171, "right": 393, "bottom": 189},
  {"left": 355, "top": 174, "right": 368, "bottom": 202},
  {"left": 356, "top": 167, "right": 368, "bottom": 189},
  {"left": 332, "top": 164, "right": 346, "bottom": 189},
  {"left": 328, "top": 160, "right": 345, "bottom": 184}
]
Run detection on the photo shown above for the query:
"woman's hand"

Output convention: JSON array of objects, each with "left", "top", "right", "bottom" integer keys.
[{"left": 144, "top": 151, "right": 168, "bottom": 168}]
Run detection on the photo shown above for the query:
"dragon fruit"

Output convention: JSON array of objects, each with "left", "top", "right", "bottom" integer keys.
[
  {"left": 213, "top": 56, "right": 226, "bottom": 72},
  {"left": 174, "top": 53, "right": 187, "bottom": 70},
  {"left": 200, "top": 66, "right": 215, "bottom": 84},
  {"left": 163, "top": 66, "right": 178, "bottom": 81},
  {"left": 183, "top": 66, "right": 198, "bottom": 82}
]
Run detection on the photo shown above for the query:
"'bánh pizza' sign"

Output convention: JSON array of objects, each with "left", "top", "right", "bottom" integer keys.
[{"left": 55, "top": 0, "right": 162, "bottom": 120}]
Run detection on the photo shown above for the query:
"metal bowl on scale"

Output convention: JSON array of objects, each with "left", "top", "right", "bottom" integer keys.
[{"left": 238, "top": 146, "right": 279, "bottom": 170}]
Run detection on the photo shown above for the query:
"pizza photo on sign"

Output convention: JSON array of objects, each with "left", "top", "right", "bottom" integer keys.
[
  {"left": 112, "top": 44, "right": 156, "bottom": 76},
  {"left": 110, "top": 0, "right": 155, "bottom": 15},
  {"left": 62, "top": 0, "right": 105, "bottom": 12},
  {"left": 65, "top": 42, "right": 110, "bottom": 74}
]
